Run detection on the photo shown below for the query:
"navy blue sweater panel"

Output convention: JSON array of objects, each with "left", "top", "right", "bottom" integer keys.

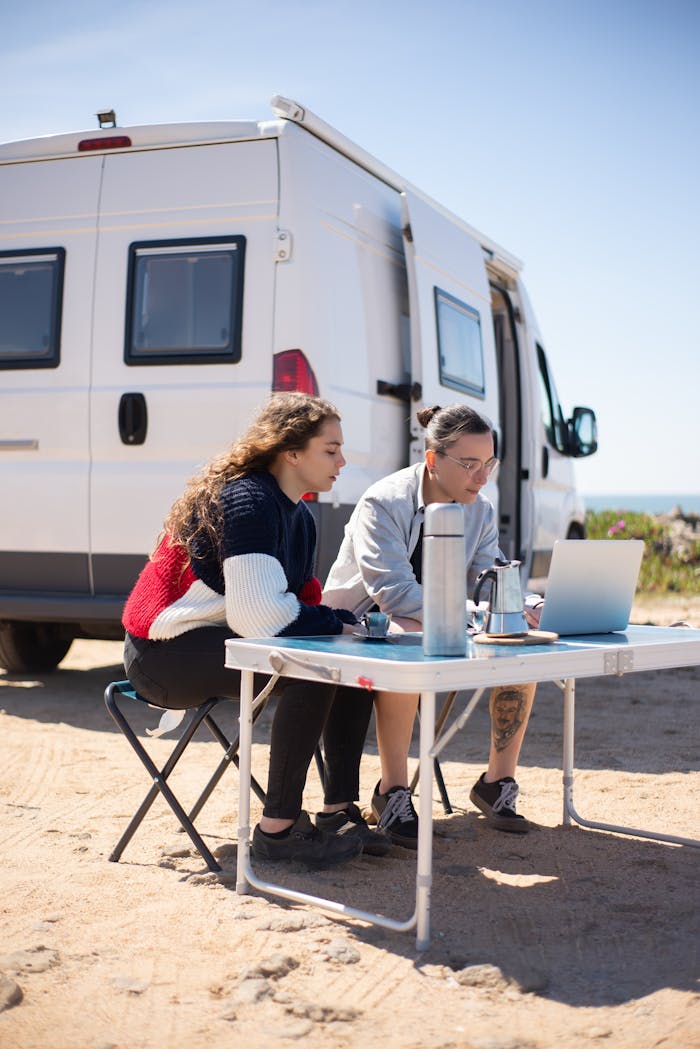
[{"left": 189, "top": 472, "right": 352, "bottom": 636}]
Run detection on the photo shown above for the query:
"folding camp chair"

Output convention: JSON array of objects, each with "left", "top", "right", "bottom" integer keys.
[{"left": 104, "top": 679, "right": 273, "bottom": 872}]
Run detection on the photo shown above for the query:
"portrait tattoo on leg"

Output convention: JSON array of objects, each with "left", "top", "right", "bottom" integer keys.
[{"left": 491, "top": 688, "right": 525, "bottom": 752}]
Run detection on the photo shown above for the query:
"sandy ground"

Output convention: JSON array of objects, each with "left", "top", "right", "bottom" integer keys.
[{"left": 1, "top": 595, "right": 698, "bottom": 1049}]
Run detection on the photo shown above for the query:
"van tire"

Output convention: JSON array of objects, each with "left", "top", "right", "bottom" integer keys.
[{"left": 0, "top": 622, "right": 73, "bottom": 672}]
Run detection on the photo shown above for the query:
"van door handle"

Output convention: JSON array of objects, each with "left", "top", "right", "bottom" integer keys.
[
  {"left": 0, "top": 439, "right": 39, "bottom": 450},
  {"left": 376, "top": 380, "right": 422, "bottom": 402},
  {"left": 119, "top": 392, "right": 148, "bottom": 445},
  {"left": 542, "top": 445, "right": 549, "bottom": 478}
]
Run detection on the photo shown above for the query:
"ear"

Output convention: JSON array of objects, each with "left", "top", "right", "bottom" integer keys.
[{"left": 283, "top": 448, "right": 300, "bottom": 465}]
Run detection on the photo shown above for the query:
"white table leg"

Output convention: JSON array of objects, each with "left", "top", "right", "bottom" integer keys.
[
  {"left": 233, "top": 670, "right": 421, "bottom": 932},
  {"left": 562, "top": 677, "right": 575, "bottom": 827},
  {"left": 416, "top": 690, "right": 435, "bottom": 951},
  {"left": 560, "top": 675, "right": 699, "bottom": 848},
  {"left": 236, "top": 669, "right": 254, "bottom": 894}
]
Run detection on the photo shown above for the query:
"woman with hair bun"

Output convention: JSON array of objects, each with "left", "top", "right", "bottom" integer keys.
[
  {"left": 123, "top": 392, "right": 390, "bottom": 868},
  {"left": 323, "top": 403, "right": 542, "bottom": 848}
]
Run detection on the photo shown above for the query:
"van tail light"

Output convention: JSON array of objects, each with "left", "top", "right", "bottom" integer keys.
[
  {"left": 272, "top": 350, "right": 321, "bottom": 501},
  {"left": 272, "top": 350, "right": 319, "bottom": 396},
  {"left": 78, "top": 136, "right": 132, "bottom": 151}
]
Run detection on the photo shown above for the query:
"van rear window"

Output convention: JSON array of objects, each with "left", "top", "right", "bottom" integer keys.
[
  {"left": 435, "top": 288, "right": 485, "bottom": 398},
  {"left": 0, "top": 249, "right": 65, "bottom": 370},
  {"left": 125, "top": 236, "right": 246, "bottom": 365}
]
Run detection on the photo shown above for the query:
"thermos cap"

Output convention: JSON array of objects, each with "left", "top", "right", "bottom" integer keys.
[{"left": 424, "top": 502, "right": 465, "bottom": 538}]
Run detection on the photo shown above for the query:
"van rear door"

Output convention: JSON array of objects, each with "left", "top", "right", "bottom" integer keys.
[
  {"left": 0, "top": 156, "right": 101, "bottom": 604},
  {"left": 89, "top": 139, "right": 279, "bottom": 595},
  {"left": 401, "top": 190, "right": 499, "bottom": 494}
]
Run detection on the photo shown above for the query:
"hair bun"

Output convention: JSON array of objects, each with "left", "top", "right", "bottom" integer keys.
[{"left": 416, "top": 405, "right": 442, "bottom": 428}]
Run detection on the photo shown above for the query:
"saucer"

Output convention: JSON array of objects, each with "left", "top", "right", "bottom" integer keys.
[
  {"left": 352, "top": 631, "right": 390, "bottom": 642},
  {"left": 473, "top": 629, "right": 558, "bottom": 646}
]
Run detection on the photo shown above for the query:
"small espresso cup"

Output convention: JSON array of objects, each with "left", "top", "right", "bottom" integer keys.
[
  {"left": 361, "top": 611, "right": 392, "bottom": 638},
  {"left": 469, "top": 601, "right": 490, "bottom": 634}
]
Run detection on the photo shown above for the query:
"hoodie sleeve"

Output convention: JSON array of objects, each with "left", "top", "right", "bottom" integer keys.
[{"left": 349, "top": 497, "right": 424, "bottom": 619}]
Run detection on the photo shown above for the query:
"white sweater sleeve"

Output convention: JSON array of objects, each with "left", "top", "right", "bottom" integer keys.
[{"left": 224, "top": 553, "right": 301, "bottom": 637}]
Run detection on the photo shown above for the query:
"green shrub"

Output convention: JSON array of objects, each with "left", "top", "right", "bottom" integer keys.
[{"left": 585, "top": 510, "right": 700, "bottom": 595}]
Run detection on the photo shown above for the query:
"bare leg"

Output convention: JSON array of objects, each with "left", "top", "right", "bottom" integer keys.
[
  {"left": 259, "top": 815, "right": 295, "bottom": 832},
  {"left": 484, "top": 682, "right": 536, "bottom": 782},
  {"left": 374, "top": 690, "right": 420, "bottom": 791},
  {"left": 371, "top": 615, "right": 422, "bottom": 791}
]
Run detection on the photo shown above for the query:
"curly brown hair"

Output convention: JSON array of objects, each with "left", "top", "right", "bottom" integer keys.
[{"left": 160, "top": 392, "right": 340, "bottom": 561}]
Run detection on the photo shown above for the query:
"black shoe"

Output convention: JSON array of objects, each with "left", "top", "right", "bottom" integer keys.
[
  {"left": 370, "top": 782, "right": 419, "bottom": 850},
  {"left": 252, "top": 811, "right": 362, "bottom": 868},
  {"left": 469, "top": 773, "right": 529, "bottom": 834},
  {"left": 315, "top": 804, "right": 393, "bottom": 857}
]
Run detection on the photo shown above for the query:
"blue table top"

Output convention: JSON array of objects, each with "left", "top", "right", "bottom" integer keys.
[
  {"left": 226, "top": 625, "right": 700, "bottom": 690},
  {"left": 227, "top": 624, "right": 700, "bottom": 664}
]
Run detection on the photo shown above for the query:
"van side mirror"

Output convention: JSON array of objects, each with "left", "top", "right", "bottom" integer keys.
[{"left": 568, "top": 406, "right": 597, "bottom": 457}]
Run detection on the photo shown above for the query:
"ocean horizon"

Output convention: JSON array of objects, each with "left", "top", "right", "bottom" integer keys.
[{"left": 582, "top": 493, "right": 700, "bottom": 515}]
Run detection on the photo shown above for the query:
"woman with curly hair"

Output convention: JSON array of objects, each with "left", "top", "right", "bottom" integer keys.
[{"left": 122, "top": 392, "right": 389, "bottom": 867}]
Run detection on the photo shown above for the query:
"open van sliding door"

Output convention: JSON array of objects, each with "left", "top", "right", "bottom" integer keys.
[
  {"left": 489, "top": 280, "right": 531, "bottom": 565},
  {"left": 400, "top": 190, "right": 501, "bottom": 513}
]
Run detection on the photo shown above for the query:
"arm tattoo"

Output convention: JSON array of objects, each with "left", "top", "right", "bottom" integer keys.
[{"left": 490, "top": 687, "right": 526, "bottom": 752}]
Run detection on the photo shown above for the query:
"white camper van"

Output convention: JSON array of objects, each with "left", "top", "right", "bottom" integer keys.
[{"left": 0, "top": 96, "right": 597, "bottom": 671}]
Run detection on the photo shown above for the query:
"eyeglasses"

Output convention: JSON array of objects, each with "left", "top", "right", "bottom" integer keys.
[{"left": 438, "top": 451, "right": 500, "bottom": 477}]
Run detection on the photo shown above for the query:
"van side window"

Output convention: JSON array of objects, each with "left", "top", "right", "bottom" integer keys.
[
  {"left": 0, "top": 248, "right": 65, "bottom": 370},
  {"left": 434, "top": 287, "right": 485, "bottom": 397},
  {"left": 125, "top": 236, "right": 246, "bottom": 365},
  {"left": 537, "top": 343, "right": 568, "bottom": 453}
]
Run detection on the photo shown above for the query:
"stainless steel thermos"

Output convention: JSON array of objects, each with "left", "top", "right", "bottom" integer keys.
[{"left": 422, "top": 503, "right": 467, "bottom": 656}]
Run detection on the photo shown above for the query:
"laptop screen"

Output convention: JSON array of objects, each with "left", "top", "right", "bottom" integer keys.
[{"left": 538, "top": 540, "right": 644, "bottom": 636}]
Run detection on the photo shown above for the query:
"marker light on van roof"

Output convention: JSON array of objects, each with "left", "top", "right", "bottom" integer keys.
[
  {"left": 272, "top": 350, "right": 319, "bottom": 396},
  {"left": 78, "top": 135, "right": 132, "bottom": 152}
]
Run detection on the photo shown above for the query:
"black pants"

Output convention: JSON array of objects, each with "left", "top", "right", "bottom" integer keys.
[{"left": 124, "top": 629, "right": 373, "bottom": 819}]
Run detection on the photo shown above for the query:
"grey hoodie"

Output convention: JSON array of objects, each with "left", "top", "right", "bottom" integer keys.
[{"left": 322, "top": 462, "right": 502, "bottom": 620}]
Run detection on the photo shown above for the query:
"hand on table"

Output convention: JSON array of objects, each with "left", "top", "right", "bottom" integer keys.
[{"left": 525, "top": 602, "right": 543, "bottom": 628}]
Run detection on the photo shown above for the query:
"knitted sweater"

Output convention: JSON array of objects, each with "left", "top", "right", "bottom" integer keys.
[{"left": 123, "top": 471, "right": 355, "bottom": 641}]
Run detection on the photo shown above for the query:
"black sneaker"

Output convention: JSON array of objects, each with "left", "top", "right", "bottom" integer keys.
[
  {"left": 370, "top": 782, "right": 419, "bottom": 850},
  {"left": 469, "top": 773, "right": 529, "bottom": 834},
  {"left": 315, "top": 804, "right": 393, "bottom": 857},
  {"left": 252, "top": 811, "right": 362, "bottom": 868}
]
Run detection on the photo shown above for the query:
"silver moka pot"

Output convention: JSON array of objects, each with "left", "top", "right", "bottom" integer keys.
[{"left": 472, "top": 558, "right": 528, "bottom": 637}]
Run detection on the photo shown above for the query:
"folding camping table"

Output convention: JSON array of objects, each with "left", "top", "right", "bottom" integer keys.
[{"left": 225, "top": 625, "right": 700, "bottom": 950}]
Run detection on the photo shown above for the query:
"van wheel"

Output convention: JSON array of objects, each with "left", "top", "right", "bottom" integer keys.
[{"left": 0, "top": 622, "right": 73, "bottom": 672}]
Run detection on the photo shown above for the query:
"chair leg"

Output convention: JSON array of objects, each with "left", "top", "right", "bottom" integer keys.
[
  {"left": 313, "top": 744, "right": 327, "bottom": 790},
  {"left": 410, "top": 691, "right": 458, "bottom": 814},
  {"left": 186, "top": 706, "right": 267, "bottom": 825},
  {"left": 432, "top": 758, "right": 453, "bottom": 816},
  {"left": 105, "top": 686, "right": 222, "bottom": 872}
]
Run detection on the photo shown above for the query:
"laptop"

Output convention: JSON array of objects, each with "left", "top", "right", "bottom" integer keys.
[{"left": 538, "top": 539, "right": 644, "bottom": 636}]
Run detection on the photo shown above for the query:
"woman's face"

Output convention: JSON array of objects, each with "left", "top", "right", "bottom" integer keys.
[
  {"left": 288, "top": 418, "right": 346, "bottom": 497},
  {"left": 424, "top": 430, "right": 496, "bottom": 504}
]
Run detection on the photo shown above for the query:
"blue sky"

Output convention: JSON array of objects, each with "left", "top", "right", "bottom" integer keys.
[{"left": 2, "top": 0, "right": 698, "bottom": 495}]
